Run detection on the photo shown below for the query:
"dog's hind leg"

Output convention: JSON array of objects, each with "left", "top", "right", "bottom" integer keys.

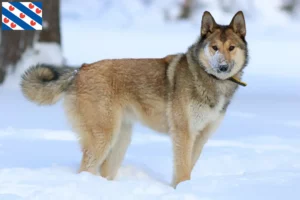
[
  {"left": 191, "top": 114, "right": 224, "bottom": 170},
  {"left": 79, "top": 148, "right": 101, "bottom": 174},
  {"left": 77, "top": 101, "right": 123, "bottom": 176},
  {"left": 79, "top": 119, "right": 122, "bottom": 175},
  {"left": 100, "top": 122, "right": 132, "bottom": 180}
]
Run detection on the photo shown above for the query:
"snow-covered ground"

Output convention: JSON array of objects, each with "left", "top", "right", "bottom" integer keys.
[{"left": 1, "top": 3, "right": 300, "bottom": 199}]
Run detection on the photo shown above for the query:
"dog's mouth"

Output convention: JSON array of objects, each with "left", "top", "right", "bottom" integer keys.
[
  {"left": 210, "top": 60, "right": 241, "bottom": 78},
  {"left": 208, "top": 64, "right": 247, "bottom": 87},
  {"left": 209, "top": 64, "right": 233, "bottom": 79},
  {"left": 208, "top": 60, "right": 234, "bottom": 76}
]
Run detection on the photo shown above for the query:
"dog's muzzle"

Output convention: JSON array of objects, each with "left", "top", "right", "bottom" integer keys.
[{"left": 219, "top": 65, "right": 229, "bottom": 72}]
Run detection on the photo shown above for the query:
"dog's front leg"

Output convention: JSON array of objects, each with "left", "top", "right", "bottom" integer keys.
[
  {"left": 171, "top": 130, "right": 195, "bottom": 188},
  {"left": 191, "top": 114, "right": 224, "bottom": 170}
]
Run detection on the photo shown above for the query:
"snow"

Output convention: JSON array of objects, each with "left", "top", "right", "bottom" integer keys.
[
  {"left": 1, "top": 1, "right": 300, "bottom": 199},
  {"left": 2, "top": 43, "right": 63, "bottom": 90}
]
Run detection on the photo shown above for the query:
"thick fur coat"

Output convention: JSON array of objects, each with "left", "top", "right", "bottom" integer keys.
[{"left": 21, "top": 11, "right": 249, "bottom": 188}]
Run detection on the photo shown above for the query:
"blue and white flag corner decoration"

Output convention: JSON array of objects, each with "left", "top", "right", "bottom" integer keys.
[{"left": 2, "top": 2, "right": 42, "bottom": 30}]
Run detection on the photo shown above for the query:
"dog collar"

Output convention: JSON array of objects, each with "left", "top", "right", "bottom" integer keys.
[
  {"left": 229, "top": 75, "right": 247, "bottom": 87},
  {"left": 210, "top": 73, "right": 247, "bottom": 87}
]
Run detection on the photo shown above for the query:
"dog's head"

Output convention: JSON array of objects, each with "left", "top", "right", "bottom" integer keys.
[{"left": 195, "top": 11, "right": 248, "bottom": 80}]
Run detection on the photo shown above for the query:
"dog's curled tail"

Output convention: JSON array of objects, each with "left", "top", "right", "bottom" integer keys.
[{"left": 21, "top": 64, "right": 78, "bottom": 105}]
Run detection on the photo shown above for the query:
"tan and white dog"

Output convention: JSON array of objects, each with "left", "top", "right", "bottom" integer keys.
[{"left": 21, "top": 11, "right": 249, "bottom": 188}]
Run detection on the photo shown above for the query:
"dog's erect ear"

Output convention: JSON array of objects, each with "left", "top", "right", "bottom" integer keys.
[
  {"left": 201, "top": 11, "right": 217, "bottom": 37},
  {"left": 230, "top": 11, "right": 246, "bottom": 37}
]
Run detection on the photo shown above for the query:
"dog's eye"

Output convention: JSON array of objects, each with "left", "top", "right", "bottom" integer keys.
[
  {"left": 212, "top": 46, "right": 218, "bottom": 51},
  {"left": 229, "top": 46, "right": 235, "bottom": 51}
]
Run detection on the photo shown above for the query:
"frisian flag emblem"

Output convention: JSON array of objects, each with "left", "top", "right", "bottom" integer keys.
[{"left": 2, "top": 2, "right": 42, "bottom": 30}]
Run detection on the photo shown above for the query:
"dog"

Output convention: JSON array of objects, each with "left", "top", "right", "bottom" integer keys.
[{"left": 21, "top": 11, "right": 249, "bottom": 188}]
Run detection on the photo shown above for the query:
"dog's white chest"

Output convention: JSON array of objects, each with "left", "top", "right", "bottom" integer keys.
[{"left": 189, "top": 96, "right": 225, "bottom": 134}]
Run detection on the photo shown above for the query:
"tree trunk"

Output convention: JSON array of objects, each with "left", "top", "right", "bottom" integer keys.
[
  {"left": 0, "top": 31, "right": 35, "bottom": 84},
  {"left": 0, "top": 0, "right": 61, "bottom": 85},
  {"left": 38, "top": 0, "right": 61, "bottom": 45}
]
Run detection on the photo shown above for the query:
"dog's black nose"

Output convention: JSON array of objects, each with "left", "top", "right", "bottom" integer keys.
[{"left": 219, "top": 65, "right": 229, "bottom": 72}]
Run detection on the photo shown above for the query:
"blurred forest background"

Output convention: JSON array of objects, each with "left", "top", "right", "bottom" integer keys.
[{"left": 0, "top": 0, "right": 299, "bottom": 85}]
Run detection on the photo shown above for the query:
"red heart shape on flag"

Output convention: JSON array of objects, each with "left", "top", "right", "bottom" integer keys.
[
  {"left": 30, "top": 20, "right": 36, "bottom": 26},
  {"left": 4, "top": 18, "right": 9, "bottom": 24},
  {"left": 20, "top": 13, "right": 25, "bottom": 19},
  {"left": 9, "top": 5, "right": 15, "bottom": 11},
  {"left": 11, "top": 22, "right": 16, "bottom": 28},
  {"left": 36, "top": 8, "right": 42, "bottom": 14},
  {"left": 29, "top": 3, "right": 34, "bottom": 9}
]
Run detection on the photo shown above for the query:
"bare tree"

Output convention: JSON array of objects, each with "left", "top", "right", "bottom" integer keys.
[{"left": 178, "top": 0, "right": 194, "bottom": 20}]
